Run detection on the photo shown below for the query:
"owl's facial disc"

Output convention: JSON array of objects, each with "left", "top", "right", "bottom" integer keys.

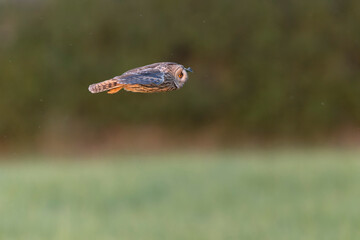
[{"left": 175, "top": 67, "right": 188, "bottom": 88}]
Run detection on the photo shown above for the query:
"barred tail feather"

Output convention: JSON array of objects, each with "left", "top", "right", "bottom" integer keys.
[{"left": 88, "top": 79, "right": 119, "bottom": 94}]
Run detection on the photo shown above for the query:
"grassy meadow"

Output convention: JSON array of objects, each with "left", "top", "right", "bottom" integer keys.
[{"left": 1, "top": 150, "right": 360, "bottom": 240}]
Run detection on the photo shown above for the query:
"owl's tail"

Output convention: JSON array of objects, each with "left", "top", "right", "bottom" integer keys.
[{"left": 88, "top": 79, "right": 123, "bottom": 94}]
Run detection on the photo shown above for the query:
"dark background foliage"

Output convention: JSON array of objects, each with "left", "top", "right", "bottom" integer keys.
[{"left": 1, "top": 0, "right": 359, "bottom": 150}]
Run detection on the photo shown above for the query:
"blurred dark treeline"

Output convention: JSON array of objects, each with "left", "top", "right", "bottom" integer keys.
[{"left": 1, "top": 0, "right": 360, "bottom": 149}]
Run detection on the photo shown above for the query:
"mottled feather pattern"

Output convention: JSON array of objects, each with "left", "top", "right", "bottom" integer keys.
[
  {"left": 88, "top": 62, "right": 192, "bottom": 94},
  {"left": 88, "top": 79, "right": 118, "bottom": 94},
  {"left": 114, "top": 69, "right": 165, "bottom": 85}
]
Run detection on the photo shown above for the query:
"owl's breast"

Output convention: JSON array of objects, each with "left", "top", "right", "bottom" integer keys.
[{"left": 123, "top": 81, "right": 177, "bottom": 93}]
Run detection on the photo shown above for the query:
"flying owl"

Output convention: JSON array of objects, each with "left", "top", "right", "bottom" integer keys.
[{"left": 88, "top": 62, "right": 192, "bottom": 94}]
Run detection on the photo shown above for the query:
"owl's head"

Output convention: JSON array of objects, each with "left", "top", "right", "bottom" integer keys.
[{"left": 170, "top": 64, "right": 193, "bottom": 89}]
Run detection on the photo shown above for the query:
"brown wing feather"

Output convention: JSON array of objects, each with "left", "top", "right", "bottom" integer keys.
[
  {"left": 88, "top": 79, "right": 119, "bottom": 94},
  {"left": 107, "top": 86, "right": 123, "bottom": 94}
]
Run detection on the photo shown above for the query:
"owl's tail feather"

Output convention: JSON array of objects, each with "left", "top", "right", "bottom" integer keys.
[{"left": 88, "top": 79, "right": 122, "bottom": 94}]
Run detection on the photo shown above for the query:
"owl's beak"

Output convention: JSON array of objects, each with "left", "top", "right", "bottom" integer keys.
[{"left": 185, "top": 67, "right": 193, "bottom": 73}]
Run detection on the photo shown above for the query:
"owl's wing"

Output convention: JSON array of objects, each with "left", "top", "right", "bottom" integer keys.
[{"left": 114, "top": 68, "right": 165, "bottom": 85}]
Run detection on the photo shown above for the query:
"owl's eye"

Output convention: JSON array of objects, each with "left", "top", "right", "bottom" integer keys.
[{"left": 178, "top": 72, "right": 184, "bottom": 78}]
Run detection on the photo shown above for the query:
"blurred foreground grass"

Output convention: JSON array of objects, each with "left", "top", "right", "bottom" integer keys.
[{"left": 1, "top": 150, "right": 360, "bottom": 240}]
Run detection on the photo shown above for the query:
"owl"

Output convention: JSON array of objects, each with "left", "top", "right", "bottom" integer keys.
[{"left": 88, "top": 62, "right": 192, "bottom": 94}]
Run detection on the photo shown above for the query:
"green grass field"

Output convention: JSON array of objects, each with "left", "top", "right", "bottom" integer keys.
[{"left": 1, "top": 150, "right": 360, "bottom": 240}]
